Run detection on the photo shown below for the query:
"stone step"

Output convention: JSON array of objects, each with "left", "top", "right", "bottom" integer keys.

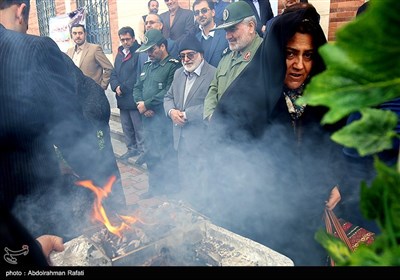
[
  {"left": 111, "top": 137, "right": 147, "bottom": 171},
  {"left": 109, "top": 108, "right": 147, "bottom": 170},
  {"left": 110, "top": 108, "right": 120, "bottom": 122},
  {"left": 109, "top": 119, "right": 125, "bottom": 143}
]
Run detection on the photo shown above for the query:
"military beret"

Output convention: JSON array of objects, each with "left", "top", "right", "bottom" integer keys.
[{"left": 212, "top": 1, "right": 255, "bottom": 31}]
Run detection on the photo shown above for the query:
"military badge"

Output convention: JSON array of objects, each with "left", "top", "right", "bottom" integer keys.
[
  {"left": 143, "top": 35, "right": 149, "bottom": 44},
  {"left": 223, "top": 9, "right": 229, "bottom": 21},
  {"left": 244, "top": 51, "right": 251, "bottom": 61}
]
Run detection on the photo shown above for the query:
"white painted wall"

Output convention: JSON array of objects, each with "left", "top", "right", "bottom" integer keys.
[
  {"left": 116, "top": 0, "right": 170, "bottom": 44},
  {"left": 114, "top": 0, "right": 331, "bottom": 42},
  {"left": 308, "top": 0, "right": 330, "bottom": 40}
]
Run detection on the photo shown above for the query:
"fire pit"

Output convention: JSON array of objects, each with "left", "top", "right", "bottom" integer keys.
[{"left": 50, "top": 199, "right": 293, "bottom": 266}]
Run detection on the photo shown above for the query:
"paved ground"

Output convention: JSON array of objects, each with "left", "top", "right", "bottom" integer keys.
[
  {"left": 106, "top": 88, "right": 156, "bottom": 207},
  {"left": 111, "top": 136, "right": 151, "bottom": 207}
]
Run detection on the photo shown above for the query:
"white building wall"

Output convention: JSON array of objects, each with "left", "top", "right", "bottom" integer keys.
[{"left": 309, "top": 0, "right": 331, "bottom": 40}]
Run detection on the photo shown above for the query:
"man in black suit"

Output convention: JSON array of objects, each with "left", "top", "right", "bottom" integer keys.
[
  {"left": 159, "top": 0, "right": 197, "bottom": 43},
  {"left": 0, "top": 0, "right": 67, "bottom": 266},
  {"left": 1, "top": 0, "right": 120, "bottom": 244},
  {"left": 242, "top": 0, "right": 273, "bottom": 36}
]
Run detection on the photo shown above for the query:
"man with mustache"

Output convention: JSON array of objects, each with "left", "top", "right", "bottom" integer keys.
[
  {"left": 133, "top": 29, "right": 181, "bottom": 197},
  {"left": 203, "top": 1, "right": 261, "bottom": 121},
  {"left": 193, "top": 0, "right": 228, "bottom": 68},
  {"left": 164, "top": 35, "right": 216, "bottom": 203}
]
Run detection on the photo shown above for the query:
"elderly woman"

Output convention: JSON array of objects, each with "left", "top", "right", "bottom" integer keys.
[
  {"left": 203, "top": 3, "right": 346, "bottom": 266},
  {"left": 258, "top": 4, "right": 345, "bottom": 266}
]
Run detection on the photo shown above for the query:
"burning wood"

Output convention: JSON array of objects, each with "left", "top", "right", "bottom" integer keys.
[
  {"left": 50, "top": 178, "right": 294, "bottom": 267},
  {"left": 50, "top": 202, "right": 294, "bottom": 266}
]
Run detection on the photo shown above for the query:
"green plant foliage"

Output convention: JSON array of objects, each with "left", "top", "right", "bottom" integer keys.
[
  {"left": 301, "top": 0, "right": 400, "bottom": 265},
  {"left": 361, "top": 159, "right": 400, "bottom": 236},
  {"left": 298, "top": 0, "right": 400, "bottom": 126},
  {"left": 331, "top": 108, "right": 398, "bottom": 156}
]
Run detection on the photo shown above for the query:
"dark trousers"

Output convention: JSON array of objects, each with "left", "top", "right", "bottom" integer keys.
[
  {"left": 120, "top": 109, "right": 144, "bottom": 153},
  {"left": 142, "top": 109, "right": 178, "bottom": 194}
]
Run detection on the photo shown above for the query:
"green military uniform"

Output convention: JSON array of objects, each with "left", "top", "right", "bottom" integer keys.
[
  {"left": 203, "top": 0, "right": 262, "bottom": 120},
  {"left": 132, "top": 29, "right": 181, "bottom": 195},
  {"left": 203, "top": 36, "right": 262, "bottom": 119},
  {"left": 133, "top": 56, "right": 180, "bottom": 110}
]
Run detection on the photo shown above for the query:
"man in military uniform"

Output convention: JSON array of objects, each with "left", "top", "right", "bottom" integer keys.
[
  {"left": 203, "top": 1, "right": 262, "bottom": 121},
  {"left": 133, "top": 29, "right": 181, "bottom": 197}
]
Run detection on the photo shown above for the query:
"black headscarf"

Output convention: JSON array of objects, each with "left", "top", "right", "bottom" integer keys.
[{"left": 208, "top": 4, "right": 326, "bottom": 142}]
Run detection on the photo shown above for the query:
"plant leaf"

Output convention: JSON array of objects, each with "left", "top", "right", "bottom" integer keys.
[
  {"left": 331, "top": 108, "right": 398, "bottom": 156},
  {"left": 298, "top": 0, "right": 400, "bottom": 124}
]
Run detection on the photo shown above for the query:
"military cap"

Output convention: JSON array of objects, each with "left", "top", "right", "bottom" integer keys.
[
  {"left": 136, "top": 29, "right": 165, "bottom": 52},
  {"left": 212, "top": 1, "right": 254, "bottom": 31}
]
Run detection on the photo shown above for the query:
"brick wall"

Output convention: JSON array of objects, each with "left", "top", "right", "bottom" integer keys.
[
  {"left": 27, "top": 1, "right": 39, "bottom": 36},
  {"left": 27, "top": 0, "right": 367, "bottom": 52},
  {"left": 328, "top": 0, "right": 365, "bottom": 41},
  {"left": 108, "top": 0, "right": 119, "bottom": 59}
]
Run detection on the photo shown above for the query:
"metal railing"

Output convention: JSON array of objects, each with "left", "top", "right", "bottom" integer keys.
[
  {"left": 76, "top": 0, "right": 112, "bottom": 54},
  {"left": 36, "top": 0, "right": 56, "bottom": 36}
]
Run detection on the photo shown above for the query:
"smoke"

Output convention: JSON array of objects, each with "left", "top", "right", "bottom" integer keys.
[{"left": 172, "top": 115, "right": 377, "bottom": 266}]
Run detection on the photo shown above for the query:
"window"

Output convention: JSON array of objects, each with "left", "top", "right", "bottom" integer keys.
[
  {"left": 76, "top": 0, "right": 112, "bottom": 54},
  {"left": 36, "top": 0, "right": 56, "bottom": 37}
]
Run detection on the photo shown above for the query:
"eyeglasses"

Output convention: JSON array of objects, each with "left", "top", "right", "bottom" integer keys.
[
  {"left": 179, "top": 51, "right": 198, "bottom": 60},
  {"left": 194, "top": 8, "right": 210, "bottom": 17},
  {"left": 120, "top": 38, "right": 132, "bottom": 42}
]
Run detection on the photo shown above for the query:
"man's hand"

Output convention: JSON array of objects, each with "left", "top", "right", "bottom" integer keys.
[
  {"left": 36, "top": 235, "right": 64, "bottom": 265},
  {"left": 116, "top": 86, "right": 122, "bottom": 96},
  {"left": 136, "top": 101, "right": 147, "bottom": 114},
  {"left": 143, "top": 110, "right": 155, "bottom": 118},
  {"left": 170, "top": 109, "right": 186, "bottom": 126}
]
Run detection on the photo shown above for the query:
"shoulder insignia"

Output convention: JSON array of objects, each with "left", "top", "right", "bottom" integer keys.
[
  {"left": 169, "top": 58, "right": 180, "bottom": 63},
  {"left": 222, "top": 47, "right": 231, "bottom": 56}
]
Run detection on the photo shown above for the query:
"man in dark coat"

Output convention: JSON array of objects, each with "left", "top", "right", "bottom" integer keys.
[
  {"left": 242, "top": 0, "right": 274, "bottom": 36},
  {"left": 110, "top": 26, "right": 144, "bottom": 160},
  {"left": 0, "top": 0, "right": 119, "bottom": 241},
  {"left": 159, "top": 0, "right": 197, "bottom": 43}
]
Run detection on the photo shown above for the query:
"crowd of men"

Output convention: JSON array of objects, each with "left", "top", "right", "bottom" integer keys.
[{"left": 2, "top": 0, "right": 381, "bottom": 267}]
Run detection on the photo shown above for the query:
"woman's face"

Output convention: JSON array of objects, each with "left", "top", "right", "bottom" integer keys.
[{"left": 284, "top": 32, "right": 314, "bottom": 90}]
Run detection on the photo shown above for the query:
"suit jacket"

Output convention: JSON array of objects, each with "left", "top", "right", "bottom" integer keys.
[
  {"left": 195, "top": 29, "right": 228, "bottom": 68},
  {"left": 242, "top": 0, "right": 273, "bottom": 35},
  {"left": 164, "top": 61, "right": 216, "bottom": 150},
  {"left": 0, "top": 24, "right": 115, "bottom": 237},
  {"left": 67, "top": 42, "right": 113, "bottom": 90},
  {"left": 159, "top": 7, "right": 197, "bottom": 43}
]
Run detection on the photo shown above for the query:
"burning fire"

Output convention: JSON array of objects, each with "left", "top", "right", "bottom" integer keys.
[{"left": 76, "top": 176, "right": 139, "bottom": 238}]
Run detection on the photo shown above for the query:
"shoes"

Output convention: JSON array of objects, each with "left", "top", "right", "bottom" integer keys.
[
  {"left": 135, "top": 153, "right": 147, "bottom": 165},
  {"left": 120, "top": 149, "right": 139, "bottom": 160},
  {"left": 139, "top": 192, "right": 154, "bottom": 200}
]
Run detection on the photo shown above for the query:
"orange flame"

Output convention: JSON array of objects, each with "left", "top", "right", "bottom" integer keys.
[{"left": 75, "top": 176, "right": 136, "bottom": 238}]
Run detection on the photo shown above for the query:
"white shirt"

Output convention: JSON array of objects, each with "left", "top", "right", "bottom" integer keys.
[
  {"left": 253, "top": 0, "right": 261, "bottom": 18},
  {"left": 123, "top": 48, "right": 130, "bottom": 57}
]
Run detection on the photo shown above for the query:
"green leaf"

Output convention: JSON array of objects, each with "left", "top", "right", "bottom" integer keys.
[
  {"left": 314, "top": 229, "right": 352, "bottom": 264},
  {"left": 361, "top": 159, "right": 400, "bottom": 236},
  {"left": 299, "top": 0, "right": 400, "bottom": 124},
  {"left": 335, "top": 0, "right": 400, "bottom": 79},
  {"left": 306, "top": 0, "right": 400, "bottom": 266},
  {"left": 330, "top": 108, "right": 398, "bottom": 156}
]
